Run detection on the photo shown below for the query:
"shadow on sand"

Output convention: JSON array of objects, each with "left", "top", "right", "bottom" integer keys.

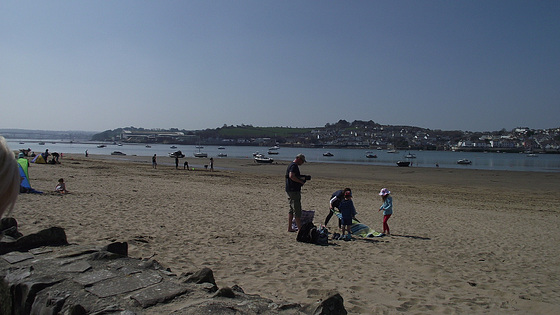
[{"left": 391, "top": 234, "right": 431, "bottom": 240}]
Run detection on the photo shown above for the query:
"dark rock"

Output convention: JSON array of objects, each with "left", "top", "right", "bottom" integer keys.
[
  {"left": 231, "top": 284, "right": 245, "bottom": 293},
  {"left": 313, "top": 292, "right": 347, "bottom": 315},
  {"left": 0, "top": 227, "right": 68, "bottom": 255},
  {"left": 213, "top": 287, "right": 235, "bottom": 298},
  {"left": 102, "top": 242, "right": 128, "bottom": 256},
  {"left": 183, "top": 267, "right": 216, "bottom": 286},
  {"left": 1, "top": 238, "right": 341, "bottom": 314},
  {"left": 130, "top": 281, "right": 189, "bottom": 308},
  {"left": 0, "top": 217, "right": 18, "bottom": 232}
]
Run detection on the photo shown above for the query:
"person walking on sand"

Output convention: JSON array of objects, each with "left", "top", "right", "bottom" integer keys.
[
  {"left": 152, "top": 154, "right": 157, "bottom": 169},
  {"left": 378, "top": 188, "right": 393, "bottom": 236},
  {"left": 209, "top": 157, "right": 214, "bottom": 171},
  {"left": 324, "top": 188, "right": 352, "bottom": 230},
  {"left": 175, "top": 155, "right": 179, "bottom": 169},
  {"left": 339, "top": 190, "right": 357, "bottom": 241},
  {"left": 285, "top": 154, "right": 307, "bottom": 232}
]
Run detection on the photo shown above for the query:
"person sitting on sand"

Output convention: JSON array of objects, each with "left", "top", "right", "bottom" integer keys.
[
  {"left": 378, "top": 188, "right": 393, "bottom": 236},
  {"left": 55, "top": 178, "right": 68, "bottom": 194},
  {"left": 0, "top": 136, "right": 20, "bottom": 217}
]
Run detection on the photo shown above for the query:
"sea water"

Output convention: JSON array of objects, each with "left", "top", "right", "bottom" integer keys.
[{"left": 7, "top": 139, "right": 560, "bottom": 173}]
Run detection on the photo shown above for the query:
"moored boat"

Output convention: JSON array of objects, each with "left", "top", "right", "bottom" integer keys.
[
  {"left": 323, "top": 152, "right": 334, "bottom": 157},
  {"left": 405, "top": 152, "right": 416, "bottom": 158},
  {"left": 457, "top": 159, "right": 472, "bottom": 165},
  {"left": 169, "top": 151, "right": 185, "bottom": 158},
  {"left": 397, "top": 161, "right": 410, "bottom": 167},
  {"left": 111, "top": 151, "right": 126, "bottom": 156},
  {"left": 254, "top": 154, "right": 274, "bottom": 163}
]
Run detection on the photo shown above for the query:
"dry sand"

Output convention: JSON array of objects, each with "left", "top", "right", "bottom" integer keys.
[{"left": 8, "top": 153, "right": 560, "bottom": 314}]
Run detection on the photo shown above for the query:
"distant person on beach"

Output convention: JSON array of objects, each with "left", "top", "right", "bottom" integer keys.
[
  {"left": 0, "top": 136, "right": 20, "bottom": 217},
  {"left": 175, "top": 155, "right": 179, "bottom": 169},
  {"left": 324, "top": 188, "right": 352, "bottom": 230},
  {"left": 51, "top": 152, "right": 60, "bottom": 163},
  {"left": 43, "top": 149, "right": 50, "bottom": 160},
  {"left": 85, "top": 149, "right": 88, "bottom": 157},
  {"left": 378, "top": 188, "right": 393, "bottom": 236},
  {"left": 55, "top": 178, "right": 68, "bottom": 194},
  {"left": 184, "top": 161, "right": 189, "bottom": 170},
  {"left": 339, "top": 190, "right": 357, "bottom": 241},
  {"left": 209, "top": 157, "right": 214, "bottom": 171},
  {"left": 152, "top": 154, "right": 157, "bottom": 169},
  {"left": 285, "top": 154, "right": 307, "bottom": 232}
]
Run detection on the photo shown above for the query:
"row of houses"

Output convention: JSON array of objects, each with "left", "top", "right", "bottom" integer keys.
[{"left": 116, "top": 126, "right": 560, "bottom": 152}]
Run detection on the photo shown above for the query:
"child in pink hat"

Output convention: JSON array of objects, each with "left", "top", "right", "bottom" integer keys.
[{"left": 378, "top": 188, "right": 392, "bottom": 236}]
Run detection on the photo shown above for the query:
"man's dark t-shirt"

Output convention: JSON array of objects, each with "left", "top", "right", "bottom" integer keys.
[{"left": 285, "top": 162, "right": 302, "bottom": 192}]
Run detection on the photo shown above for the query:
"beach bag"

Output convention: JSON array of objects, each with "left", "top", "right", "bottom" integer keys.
[
  {"left": 296, "top": 222, "right": 319, "bottom": 244},
  {"left": 316, "top": 226, "right": 329, "bottom": 246}
]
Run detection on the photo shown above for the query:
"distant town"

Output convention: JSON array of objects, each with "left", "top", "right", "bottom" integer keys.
[{"left": 2, "top": 120, "right": 560, "bottom": 153}]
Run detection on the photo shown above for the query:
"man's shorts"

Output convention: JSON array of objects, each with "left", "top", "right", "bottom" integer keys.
[{"left": 287, "top": 191, "right": 302, "bottom": 217}]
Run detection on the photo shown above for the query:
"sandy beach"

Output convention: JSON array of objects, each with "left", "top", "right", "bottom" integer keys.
[{"left": 8, "top": 153, "right": 560, "bottom": 314}]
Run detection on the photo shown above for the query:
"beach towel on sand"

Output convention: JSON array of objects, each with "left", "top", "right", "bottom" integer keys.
[{"left": 331, "top": 209, "right": 383, "bottom": 237}]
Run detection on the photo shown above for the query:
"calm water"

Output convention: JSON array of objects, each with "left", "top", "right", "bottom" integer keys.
[{"left": 7, "top": 139, "right": 560, "bottom": 173}]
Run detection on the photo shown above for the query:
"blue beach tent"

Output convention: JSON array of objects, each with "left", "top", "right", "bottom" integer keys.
[{"left": 17, "top": 157, "right": 42, "bottom": 194}]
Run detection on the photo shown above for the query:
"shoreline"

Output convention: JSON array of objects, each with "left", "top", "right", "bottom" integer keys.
[{"left": 10, "top": 154, "right": 560, "bottom": 314}]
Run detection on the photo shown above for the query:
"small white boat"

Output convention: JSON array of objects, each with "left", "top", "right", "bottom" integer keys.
[
  {"left": 457, "top": 159, "right": 472, "bottom": 165},
  {"left": 526, "top": 153, "right": 538, "bottom": 157},
  {"left": 323, "top": 152, "right": 334, "bottom": 157},
  {"left": 218, "top": 146, "right": 226, "bottom": 150},
  {"left": 194, "top": 147, "right": 207, "bottom": 157},
  {"left": 111, "top": 151, "right": 126, "bottom": 156},
  {"left": 405, "top": 152, "right": 416, "bottom": 158},
  {"left": 269, "top": 145, "right": 280, "bottom": 150},
  {"left": 387, "top": 149, "right": 399, "bottom": 153},
  {"left": 170, "top": 145, "right": 177, "bottom": 149},
  {"left": 218, "top": 153, "right": 227, "bottom": 157},
  {"left": 366, "top": 153, "right": 377, "bottom": 158},
  {"left": 268, "top": 150, "right": 279, "bottom": 155},
  {"left": 254, "top": 154, "right": 274, "bottom": 163},
  {"left": 97, "top": 144, "right": 106, "bottom": 148}
]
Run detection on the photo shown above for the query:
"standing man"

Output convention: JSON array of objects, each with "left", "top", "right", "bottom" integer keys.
[
  {"left": 175, "top": 155, "right": 179, "bottom": 169},
  {"left": 152, "top": 154, "right": 157, "bottom": 169},
  {"left": 286, "top": 154, "right": 307, "bottom": 232}
]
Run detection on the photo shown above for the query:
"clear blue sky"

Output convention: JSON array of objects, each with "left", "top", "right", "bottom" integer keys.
[{"left": 2, "top": 1, "right": 559, "bottom": 132}]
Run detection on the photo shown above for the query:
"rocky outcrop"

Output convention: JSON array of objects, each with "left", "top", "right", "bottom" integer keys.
[{"left": 1, "top": 220, "right": 348, "bottom": 314}]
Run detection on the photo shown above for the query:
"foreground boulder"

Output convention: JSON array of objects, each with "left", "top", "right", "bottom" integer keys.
[{"left": 1, "top": 223, "right": 348, "bottom": 314}]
